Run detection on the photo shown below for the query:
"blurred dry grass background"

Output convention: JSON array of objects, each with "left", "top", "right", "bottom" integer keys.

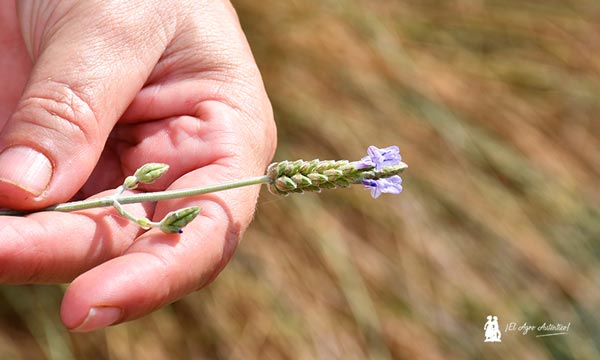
[{"left": 2, "top": 0, "right": 600, "bottom": 359}]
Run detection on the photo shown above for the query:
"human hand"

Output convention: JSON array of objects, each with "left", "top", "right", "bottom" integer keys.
[{"left": 0, "top": 0, "right": 276, "bottom": 332}]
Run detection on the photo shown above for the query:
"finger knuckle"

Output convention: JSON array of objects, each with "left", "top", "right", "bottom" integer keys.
[{"left": 14, "top": 80, "right": 99, "bottom": 145}]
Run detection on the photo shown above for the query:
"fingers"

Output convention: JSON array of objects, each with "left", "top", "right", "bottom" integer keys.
[
  {"left": 0, "top": 0, "right": 278, "bottom": 332},
  {"left": 61, "top": 100, "right": 274, "bottom": 332},
  {"left": 56, "top": 0, "right": 278, "bottom": 330},
  {"left": 0, "top": 1, "right": 173, "bottom": 209},
  {"left": 62, "top": 165, "right": 258, "bottom": 332},
  {"left": 0, "top": 192, "right": 152, "bottom": 284}
]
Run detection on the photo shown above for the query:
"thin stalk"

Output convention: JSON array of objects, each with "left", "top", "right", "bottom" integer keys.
[{"left": 0, "top": 175, "right": 272, "bottom": 216}]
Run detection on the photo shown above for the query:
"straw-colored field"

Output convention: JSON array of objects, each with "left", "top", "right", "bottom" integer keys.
[{"left": 1, "top": 1, "right": 599, "bottom": 359}]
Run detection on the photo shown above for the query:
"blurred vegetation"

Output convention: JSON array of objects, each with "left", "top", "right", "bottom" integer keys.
[{"left": 2, "top": 0, "right": 600, "bottom": 359}]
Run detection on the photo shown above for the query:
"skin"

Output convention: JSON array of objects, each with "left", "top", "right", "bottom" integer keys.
[{"left": 0, "top": 0, "right": 276, "bottom": 331}]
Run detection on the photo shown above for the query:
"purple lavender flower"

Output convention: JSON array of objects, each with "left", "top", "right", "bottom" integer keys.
[
  {"left": 362, "top": 175, "right": 403, "bottom": 198},
  {"left": 357, "top": 145, "right": 401, "bottom": 171}
]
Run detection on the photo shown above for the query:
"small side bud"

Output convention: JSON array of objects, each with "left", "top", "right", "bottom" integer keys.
[
  {"left": 123, "top": 176, "right": 139, "bottom": 190},
  {"left": 159, "top": 206, "right": 201, "bottom": 234},
  {"left": 134, "top": 163, "right": 170, "bottom": 184}
]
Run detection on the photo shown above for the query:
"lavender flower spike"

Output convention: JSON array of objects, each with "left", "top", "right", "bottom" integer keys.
[
  {"left": 266, "top": 145, "right": 406, "bottom": 196},
  {"left": 357, "top": 145, "right": 401, "bottom": 171}
]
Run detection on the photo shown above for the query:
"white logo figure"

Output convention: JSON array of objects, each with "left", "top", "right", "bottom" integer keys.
[{"left": 484, "top": 315, "right": 502, "bottom": 342}]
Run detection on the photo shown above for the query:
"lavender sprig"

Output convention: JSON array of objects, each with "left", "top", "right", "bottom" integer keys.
[
  {"left": 0, "top": 145, "right": 407, "bottom": 232},
  {"left": 266, "top": 145, "right": 407, "bottom": 197}
]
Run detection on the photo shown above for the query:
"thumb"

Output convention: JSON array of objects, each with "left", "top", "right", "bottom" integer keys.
[{"left": 0, "top": 2, "right": 172, "bottom": 209}]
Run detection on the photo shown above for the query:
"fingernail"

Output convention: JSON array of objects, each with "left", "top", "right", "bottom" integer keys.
[
  {"left": 70, "top": 307, "right": 122, "bottom": 332},
  {"left": 0, "top": 146, "right": 52, "bottom": 196}
]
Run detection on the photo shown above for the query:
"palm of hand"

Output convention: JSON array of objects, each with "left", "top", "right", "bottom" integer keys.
[{"left": 0, "top": 0, "right": 275, "bottom": 332}]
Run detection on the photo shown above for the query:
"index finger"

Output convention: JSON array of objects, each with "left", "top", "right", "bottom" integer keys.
[{"left": 0, "top": 195, "right": 152, "bottom": 283}]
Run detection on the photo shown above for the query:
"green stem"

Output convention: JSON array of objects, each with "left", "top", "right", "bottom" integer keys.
[
  {"left": 0, "top": 175, "right": 273, "bottom": 216},
  {"left": 112, "top": 199, "right": 154, "bottom": 228}
]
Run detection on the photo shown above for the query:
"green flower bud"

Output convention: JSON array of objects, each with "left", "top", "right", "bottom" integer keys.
[
  {"left": 316, "top": 160, "right": 336, "bottom": 172},
  {"left": 323, "top": 169, "right": 344, "bottom": 179},
  {"left": 307, "top": 173, "right": 329, "bottom": 184},
  {"left": 123, "top": 176, "right": 139, "bottom": 190},
  {"left": 276, "top": 161, "right": 289, "bottom": 176},
  {"left": 134, "top": 163, "right": 170, "bottom": 184},
  {"left": 159, "top": 206, "right": 201, "bottom": 234},
  {"left": 276, "top": 176, "right": 297, "bottom": 191},
  {"left": 291, "top": 173, "right": 312, "bottom": 187},
  {"left": 299, "top": 159, "right": 319, "bottom": 173}
]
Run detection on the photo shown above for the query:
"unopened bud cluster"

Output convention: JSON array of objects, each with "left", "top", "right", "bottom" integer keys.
[
  {"left": 113, "top": 163, "right": 200, "bottom": 234},
  {"left": 124, "top": 163, "right": 170, "bottom": 190}
]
